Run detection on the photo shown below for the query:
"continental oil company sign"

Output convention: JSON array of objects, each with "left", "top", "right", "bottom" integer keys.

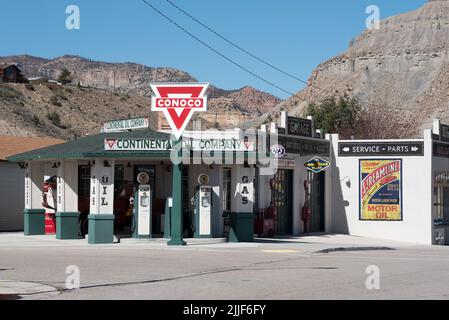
[{"left": 359, "top": 159, "right": 402, "bottom": 221}]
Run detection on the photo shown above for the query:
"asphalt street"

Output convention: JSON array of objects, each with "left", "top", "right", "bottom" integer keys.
[{"left": 1, "top": 233, "right": 449, "bottom": 300}]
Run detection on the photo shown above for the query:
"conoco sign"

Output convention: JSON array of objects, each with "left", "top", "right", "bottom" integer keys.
[{"left": 150, "top": 83, "right": 209, "bottom": 139}]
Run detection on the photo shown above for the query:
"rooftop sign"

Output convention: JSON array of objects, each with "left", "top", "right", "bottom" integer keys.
[
  {"left": 150, "top": 83, "right": 209, "bottom": 139},
  {"left": 102, "top": 117, "right": 149, "bottom": 133}
]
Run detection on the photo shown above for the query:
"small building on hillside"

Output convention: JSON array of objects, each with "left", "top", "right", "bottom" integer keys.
[
  {"left": 0, "top": 64, "right": 27, "bottom": 83},
  {"left": 0, "top": 136, "right": 64, "bottom": 231}
]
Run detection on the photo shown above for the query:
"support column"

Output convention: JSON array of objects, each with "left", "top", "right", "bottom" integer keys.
[
  {"left": 229, "top": 165, "right": 255, "bottom": 242},
  {"left": 168, "top": 161, "right": 186, "bottom": 246},
  {"left": 24, "top": 161, "right": 46, "bottom": 235},
  {"left": 88, "top": 159, "right": 115, "bottom": 244},
  {"left": 56, "top": 160, "right": 80, "bottom": 240}
]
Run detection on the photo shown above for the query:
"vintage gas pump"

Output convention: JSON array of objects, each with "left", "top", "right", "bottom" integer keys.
[
  {"left": 42, "top": 175, "right": 57, "bottom": 234},
  {"left": 302, "top": 179, "right": 312, "bottom": 233},
  {"left": 132, "top": 171, "right": 152, "bottom": 238},
  {"left": 193, "top": 185, "right": 212, "bottom": 238}
]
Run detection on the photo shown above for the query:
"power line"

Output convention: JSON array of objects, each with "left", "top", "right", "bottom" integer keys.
[
  {"left": 162, "top": 0, "right": 335, "bottom": 96},
  {"left": 141, "top": 0, "right": 295, "bottom": 96}
]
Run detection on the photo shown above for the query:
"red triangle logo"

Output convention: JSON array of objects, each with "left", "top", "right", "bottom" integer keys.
[
  {"left": 106, "top": 139, "right": 117, "bottom": 149},
  {"left": 166, "top": 108, "right": 194, "bottom": 130}
]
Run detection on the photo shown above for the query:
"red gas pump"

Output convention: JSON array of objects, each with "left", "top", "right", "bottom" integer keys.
[
  {"left": 302, "top": 180, "right": 312, "bottom": 233},
  {"left": 42, "top": 176, "right": 57, "bottom": 234}
]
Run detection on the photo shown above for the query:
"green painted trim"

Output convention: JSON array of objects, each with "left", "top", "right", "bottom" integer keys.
[
  {"left": 24, "top": 209, "right": 45, "bottom": 236},
  {"left": 56, "top": 211, "right": 79, "bottom": 240},
  {"left": 56, "top": 212, "right": 79, "bottom": 218},
  {"left": 163, "top": 200, "right": 171, "bottom": 239},
  {"left": 228, "top": 212, "right": 254, "bottom": 243},
  {"left": 134, "top": 235, "right": 152, "bottom": 239},
  {"left": 197, "top": 235, "right": 212, "bottom": 238},
  {"left": 167, "top": 161, "right": 186, "bottom": 246},
  {"left": 88, "top": 214, "right": 115, "bottom": 220},
  {"left": 88, "top": 214, "right": 115, "bottom": 244}
]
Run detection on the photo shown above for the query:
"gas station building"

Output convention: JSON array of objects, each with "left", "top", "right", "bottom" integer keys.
[
  {"left": 7, "top": 109, "right": 449, "bottom": 246},
  {"left": 6, "top": 112, "right": 333, "bottom": 245}
]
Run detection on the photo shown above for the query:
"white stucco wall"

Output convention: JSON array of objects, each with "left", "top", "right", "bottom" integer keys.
[{"left": 330, "top": 131, "right": 433, "bottom": 244}]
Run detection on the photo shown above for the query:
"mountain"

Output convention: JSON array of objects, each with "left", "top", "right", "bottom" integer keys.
[
  {"left": 0, "top": 55, "right": 281, "bottom": 139},
  {"left": 252, "top": 0, "right": 449, "bottom": 137}
]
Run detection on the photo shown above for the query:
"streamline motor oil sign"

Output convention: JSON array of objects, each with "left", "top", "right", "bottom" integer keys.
[{"left": 359, "top": 159, "right": 402, "bottom": 221}]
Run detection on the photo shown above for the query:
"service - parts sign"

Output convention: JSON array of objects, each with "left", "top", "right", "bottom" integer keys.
[{"left": 359, "top": 159, "right": 402, "bottom": 221}]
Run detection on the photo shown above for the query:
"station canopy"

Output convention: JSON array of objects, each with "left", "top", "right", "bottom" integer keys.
[
  {"left": 7, "top": 130, "right": 172, "bottom": 162},
  {"left": 6, "top": 129, "right": 260, "bottom": 162}
]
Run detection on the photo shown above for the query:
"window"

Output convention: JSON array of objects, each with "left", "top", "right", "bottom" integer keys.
[
  {"left": 78, "top": 165, "right": 91, "bottom": 198},
  {"left": 114, "top": 164, "right": 125, "bottom": 199},
  {"left": 223, "top": 168, "right": 232, "bottom": 212}
]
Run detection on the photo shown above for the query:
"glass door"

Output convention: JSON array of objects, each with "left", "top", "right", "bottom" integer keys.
[{"left": 271, "top": 169, "right": 293, "bottom": 235}]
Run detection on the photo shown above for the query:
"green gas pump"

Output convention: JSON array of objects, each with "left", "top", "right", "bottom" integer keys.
[{"left": 193, "top": 185, "right": 212, "bottom": 238}]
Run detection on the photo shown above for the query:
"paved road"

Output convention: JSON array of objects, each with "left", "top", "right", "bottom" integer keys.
[{"left": 0, "top": 233, "right": 448, "bottom": 300}]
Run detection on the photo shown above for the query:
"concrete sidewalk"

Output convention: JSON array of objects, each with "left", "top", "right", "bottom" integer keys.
[{"left": 0, "top": 232, "right": 430, "bottom": 253}]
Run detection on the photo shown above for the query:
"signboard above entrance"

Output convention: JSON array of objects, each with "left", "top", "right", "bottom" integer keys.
[
  {"left": 287, "top": 116, "right": 312, "bottom": 137},
  {"left": 275, "top": 135, "right": 330, "bottom": 156},
  {"left": 279, "top": 112, "right": 313, "bottom": 137},
  {"left": 104, "top": 138, "right": 254, "bottom": 152},
  {"left": 339, "top": 141, "right": 424, "bottom": 157},
  {"left": 102, "top": 117, "right": 149, "bottom": 133},
  {"left": 440, "top": 124, "right": 449, "bottom": 142}
]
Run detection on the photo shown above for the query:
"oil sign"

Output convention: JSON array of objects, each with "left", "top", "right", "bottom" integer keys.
[{"left": 359, "top": 159, "right": 402, "bottom": 221}]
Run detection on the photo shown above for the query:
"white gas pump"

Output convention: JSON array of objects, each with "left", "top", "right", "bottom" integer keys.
[
  {"left": 194, "top": 185, "right": 212, "bottom": 238},
  {"left": 132, "top": 182, "right": 152, "bottom": 238}
]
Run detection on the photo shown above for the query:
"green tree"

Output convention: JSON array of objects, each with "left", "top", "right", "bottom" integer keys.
[
  {"left": 306, "top": 95, "right": 361, "bottom": 138},
  {"left": 58, "top": 68, "right": 72, "bottom": 84}
]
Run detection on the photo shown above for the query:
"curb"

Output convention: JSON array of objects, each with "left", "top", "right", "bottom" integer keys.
[{"left": 313, "top": 246, "right": 396, "bottom": 254}]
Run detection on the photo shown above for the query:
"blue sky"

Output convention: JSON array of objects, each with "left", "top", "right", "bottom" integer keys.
[{"left": 1, "top": 0, "right": 426, "bottom": 98}]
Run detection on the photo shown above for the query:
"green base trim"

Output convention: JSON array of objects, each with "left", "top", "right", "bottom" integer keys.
[
  {"left": 133, "top": 235, "right": 152, "bottom": 239},
  {"left": 24, "top": 209, "right": 45, "bottom": 236},
  {"left": 167, "top": 239, "right": 187, "bottom": 246},
  {"left": 195, "top": 234, "right": 212, "bottom": 239},
  {"left": 56, "top": 212, "right": 79, "bottom": 240},
  {"left": 88, "top": 214, "right": 115, "bottom": 244},
  {"left": 228, "top": 212, "right": 254, "bottom": 243}
]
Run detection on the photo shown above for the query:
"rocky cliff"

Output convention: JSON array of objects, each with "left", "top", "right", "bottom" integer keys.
[
  {"left": 255, "top": 0, "right": 449, "bottom": 137},
  {"left": 0, "top": 55, "right": 281, "bottom": 138}
]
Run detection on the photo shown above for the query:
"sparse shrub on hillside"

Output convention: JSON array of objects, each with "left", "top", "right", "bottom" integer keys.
[
  {"left": 47, "top": 112, "right": 61, "bottom": 126},
  {"left": 50, "top": 95, "right": 61, "bottom": 106},
  {"left": 0, "top": 84, "right": 23, "bottom": 101},
  {"left": 58, "top": 68, "right": 72, "bottom": 85},
  {"left": 25, "top": 83, "right": 35, "bottom": 91},
  {"left": 32, "top": 115, "right": 41, "bottom": 126}
]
